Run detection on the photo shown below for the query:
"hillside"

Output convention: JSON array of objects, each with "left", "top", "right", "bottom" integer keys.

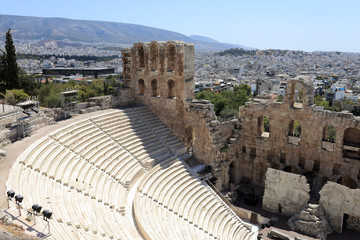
[{"left": 0, "top": 14, "right": 252, "bottom": 50}]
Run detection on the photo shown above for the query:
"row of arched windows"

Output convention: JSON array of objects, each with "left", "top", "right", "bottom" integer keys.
[
  {"left": 258, "top": 116, "right": 360, "bottom": 151},
  {"left": 138, "top": 79, "right": 175, "bottom": 98},
  {"left": 137, "top": 44, "right": 177, "bottom": 71}
]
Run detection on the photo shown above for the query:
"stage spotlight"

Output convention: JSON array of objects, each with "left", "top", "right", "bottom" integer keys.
[
  {"left": 43, "top": 210, "right": 52, "bottom": 221},
  {"left": 15, "top": 195, "right": 23, "bottom": 204},
  {"left": 7, "top": 190, "right": 15, "bottom": 198},
  {"left": 32, "top": 204, "right": 42, "bottom": 215}
]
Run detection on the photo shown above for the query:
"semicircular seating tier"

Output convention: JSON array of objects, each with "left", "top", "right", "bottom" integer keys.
[{"left": 7, "top": 106, "right": 258, "bottom": 240}]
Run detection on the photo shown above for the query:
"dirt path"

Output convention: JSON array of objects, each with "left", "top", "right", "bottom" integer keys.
[{"left": 0, "top": 109, "right": 117, "bottom": 206}]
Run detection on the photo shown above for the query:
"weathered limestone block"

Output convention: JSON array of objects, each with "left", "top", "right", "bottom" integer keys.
[
  {"left": 0, "top": 149, "right": 6, "bottom": 157},
  {"left": 263, "top": 168, "right": 310, "bottom": 217},
  {"left": 0, "top": 210, "right": 12, "bottom": 225},
  {"left": 288, "top": 203, "right": 332, "bottom": 240},
  {"left": 320, "top": 182, "right": 360, "bottom": 233},
  {"left": 267, "top": 229, "right": 292, "bottom": 240}
]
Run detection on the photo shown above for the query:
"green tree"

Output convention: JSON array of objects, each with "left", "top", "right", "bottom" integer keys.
[
  {"left": 293, "top": 120, "right": 301, "bottom": 136},
  {"left": 3, "top": 29, "right": 19, "bottom": 89},
  {"left": 0, "top": 51, "right": 5, "bottom": 94},
  {"left": 4, "top": 89, "right": 30, "bottom": 105},
  {"left": 314, "top": 95, "right": 329, "bottom": 108},
  {"left": 195, "top": 84, "right": 251, "bottom": 119},
  {"left": 263, "top": 116, "right": 270, "bottom": 132},
  {"left": 325, "top": 125, "right": 336, "bottom": 142},
  {"left": 276, "top": 95, "right": 284, "bottom": 102},
  {"left": 352, "top": 106, "right": 360, "bottom": 116}
]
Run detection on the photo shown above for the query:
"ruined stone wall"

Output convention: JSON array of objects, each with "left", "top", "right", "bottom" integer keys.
[
  {"left": 122, "top": 41, "right": 195, "bottom": 139},
  {"left": 320, "top": 182, "right": 360, "bottom": 233},
  {"left": 189, "top": 99, "right": 240, "bottom": 189},
  {"left": 233, "top": 78, "right": 360, "bottom": 190},
  {"left": 121, "top": 42, "right": 241, "bottom": 190},
  {"left": 263, "top": 168, "right": 310, "bottom": 217}
]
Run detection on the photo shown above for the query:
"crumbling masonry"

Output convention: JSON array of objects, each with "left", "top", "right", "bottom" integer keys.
[{"left": 121, "top": 41, "right": 360, "bottom": 234}]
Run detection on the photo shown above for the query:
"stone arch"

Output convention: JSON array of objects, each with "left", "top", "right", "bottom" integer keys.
[
  {"left": 138, "top": 45, "right": 145, "bottom": 69},
  {"left": 150, "top": 42, "right": 158, "bottom": 71},
  {"left": 168, "top": 79, "right": 175, "bottom": 98},
  {"left": 166, "top": 44, "right": 176, "bottom": 72},
  {"left": 151, "top": 79, "right": 158, "bottom": 97},
  {"left": 343, "top": 128, "right": 360, "bottom": 146},
  {"left": 284, "top": 77, "right": 314, "bottom": 107},
  {"left": 343, "top": 128, "right": 360, "bottom": 159},
  {"left": 323, "top": 124, "right": 336, "bottom": 142},
  {"left": 337, "top": 176, "right": 358, "bottom": 189},
  {"left": 138, "top": 79, "right": 145, "bottom": 95}
]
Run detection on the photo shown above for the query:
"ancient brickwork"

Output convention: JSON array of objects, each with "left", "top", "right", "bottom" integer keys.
[
  {"left": 122, "top": 41, "right": 195, "bottom": 139},
  {"left": 189, "top": 99, "right": 240, "bottom": 189},
  {"left": 233, "top": 77, "right": 360, "bottom": 190},
  {"left": 121, "top": 41, "right": 238, "bottom": 189}
]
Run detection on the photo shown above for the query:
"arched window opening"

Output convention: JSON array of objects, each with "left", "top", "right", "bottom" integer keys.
[
  {"left": 150, "top": 44, "right": 158, "bottom": 71},
  {"left": 322, "top": 124, "right": 336, "bottom": 151},
  {"left": 166, "top": 44, "right": 176, "bottom": 72},
  {"left": 288, "top": 120, "right": 301, "bottom": 145},
  {"left": 337, "top": 176, "right": 358, "bottom": 189},
  {"left": 323, "top": 124, "right": 336, "bottom": 142},
  {"left": 258, "top": 116, "right": 270, "bottom": 138},
  {"left": 168, "top": 79, "right": 175, "bottom": 99},
  {"left": 293, "top": 82, "right": 304, "bottom": 108},
  {"left": 151, "top": 79, "right": 158, "bottom": 97},
  {"left": 343, "top": 128, "right": 360, "bottom": 160},
  {"left": 288, "top": 120, "right": 301, "bottom": 137},
  {"left": 138, "top": 79, "right": 145, "bottom": 95},
  {"left": 138, "top": 46, "right": 145, "bottom": 69}
]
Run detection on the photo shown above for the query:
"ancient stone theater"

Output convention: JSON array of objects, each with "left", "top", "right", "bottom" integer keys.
[{"left": 5, "top": 40, "right": 360, "bottom": 239}]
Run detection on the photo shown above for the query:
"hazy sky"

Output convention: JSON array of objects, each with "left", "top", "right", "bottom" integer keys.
[{"left": 1, "top": 0, "right": 360, "bottom": 52}]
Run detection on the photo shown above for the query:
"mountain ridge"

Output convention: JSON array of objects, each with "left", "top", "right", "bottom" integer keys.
[{"left": 0, "top": 14, "right": 252, "bottom": 51}]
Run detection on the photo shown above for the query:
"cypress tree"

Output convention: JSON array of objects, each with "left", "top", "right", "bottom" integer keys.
[
  {"left": 4, "top": 29, "right": 19, "bottom": 89},
  {"left": 0, "top": 50, "right": 5, "bottom": 94}
]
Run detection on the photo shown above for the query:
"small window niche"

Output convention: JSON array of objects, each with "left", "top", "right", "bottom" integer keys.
[
  {"left": 293, "top": 82, "right": 304, "bottom": 109},
  {"left": 288, "top": 120, "right": 301, "bottom": 145},
  {"left": 322, "top": 124, "right": 336, "bottom": 151},
  {"left": 258, "top": 116, "right": 270, "bottom": 138}
]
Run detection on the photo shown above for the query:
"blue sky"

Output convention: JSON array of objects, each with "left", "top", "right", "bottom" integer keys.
[{"left": 1, "top": 0, "right": 360, "bottom": 52}]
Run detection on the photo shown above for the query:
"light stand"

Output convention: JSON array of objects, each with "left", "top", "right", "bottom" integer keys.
[
  {"left": 31, "top": 204, "right": 42, "bottom": 225},
  {"left": 6, "top": 190, "right": 15, "bottom": 209},
  {"left": 15, "top": 195, "right": 23, "bottom": 216},
  {"left": 43, "top": 210, "right": 52, "bottom": 235}
]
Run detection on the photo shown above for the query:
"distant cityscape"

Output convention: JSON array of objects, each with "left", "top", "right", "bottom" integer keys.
[{"left": 3, "top": 38, "right": 360, "bottom": 109}]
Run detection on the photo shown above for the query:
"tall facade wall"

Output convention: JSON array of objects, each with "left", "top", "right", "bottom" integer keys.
[
  {"left": 121, "top": 41, "right": 236, "bottom": 189},
  {"left": 233, "top": 78, "right": 360, "bottom": 189},
  {"left": 121, "top": 42, "right": 360, "bottom": 196},
  {"left": 122, "top": 41, "right": 195, "bottom": 139}
]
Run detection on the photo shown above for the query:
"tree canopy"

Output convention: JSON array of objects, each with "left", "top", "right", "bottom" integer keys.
[
  {"left": 195, "top": 84, "right": 252, "bottom": 119},
  {"left": 3, "top": 29, "right": 19, "bottom": 90}
]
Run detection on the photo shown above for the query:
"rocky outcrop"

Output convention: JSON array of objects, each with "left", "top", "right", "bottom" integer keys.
[
  {"left": 288, "top": 203, "right": 332, "bottom": 240},
  {"left": 0, "top": 210, "right": 12, "bottom": 225}
]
